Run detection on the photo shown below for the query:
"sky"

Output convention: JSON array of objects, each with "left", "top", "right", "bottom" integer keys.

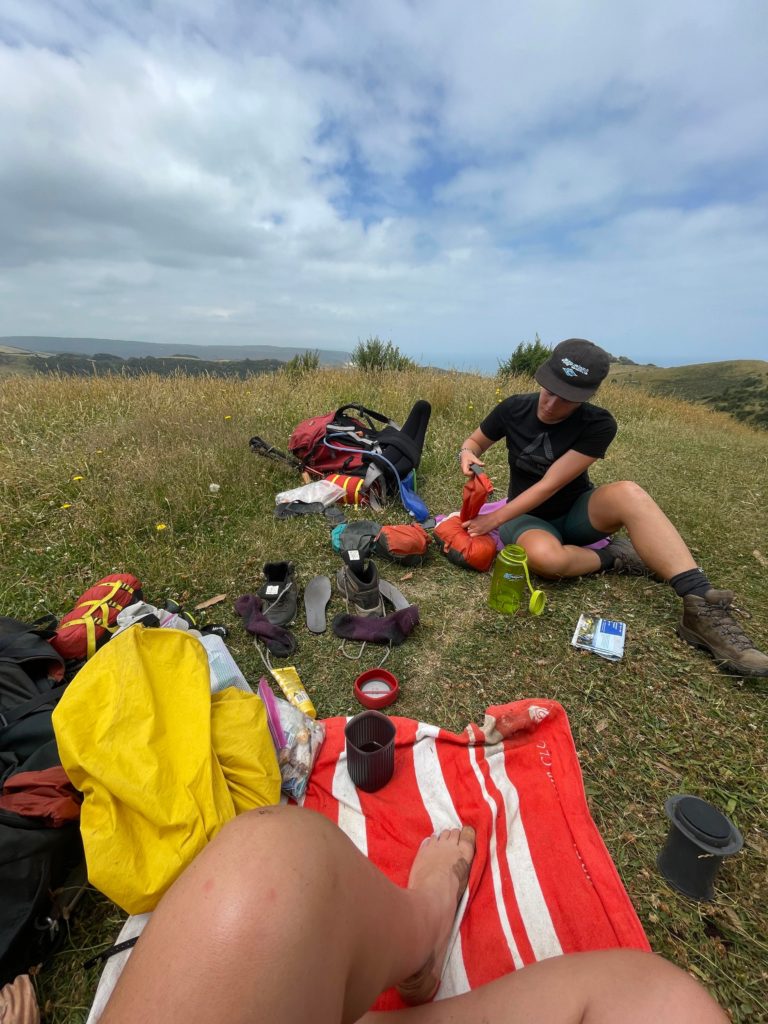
[{"left": 1, "top": 1, "right": 766, "bottom": 371}]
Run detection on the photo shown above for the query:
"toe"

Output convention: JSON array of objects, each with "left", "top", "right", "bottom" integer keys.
[{"left": 459, "top": 825, "right": 476, "bottom": 848}]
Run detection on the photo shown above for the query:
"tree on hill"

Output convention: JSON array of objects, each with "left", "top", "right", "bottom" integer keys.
[
  {"left": 351, "top": 337, "right": 416, "bottom": 372},
  {"left": 497, "top": 334, "right": 551, "bottom": 377},
  {"left": 283, "top": 350, "right": 321, "bottom": 379}
]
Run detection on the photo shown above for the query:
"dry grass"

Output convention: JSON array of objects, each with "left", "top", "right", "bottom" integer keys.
[{"left": 1, "top": 367, "right": 767, "bottom": 1022}]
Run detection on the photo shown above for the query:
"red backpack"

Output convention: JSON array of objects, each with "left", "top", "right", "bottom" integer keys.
[{"left": 288, "top": 405, "right": 394, "bottom": 477}]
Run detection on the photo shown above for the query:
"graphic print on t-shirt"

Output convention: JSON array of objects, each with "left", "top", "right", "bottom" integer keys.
[{"left": 515, "top": 432, "right": 555, "bottom": 478}]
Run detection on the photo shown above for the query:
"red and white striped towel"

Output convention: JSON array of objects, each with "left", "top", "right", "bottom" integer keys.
[{"left": 301, "top": 698, "right": 649, "bottom": 1012}]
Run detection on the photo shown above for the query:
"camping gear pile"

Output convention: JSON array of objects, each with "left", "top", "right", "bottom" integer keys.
[
  {"left": 1, "top": 395, "right": 744, "bottom": 1021},
  {"left": 251, "top": 400, "right": 432, "bottom": 518},
  {"left": 0, "top": 573, "right": 324, "bottom": 991}
]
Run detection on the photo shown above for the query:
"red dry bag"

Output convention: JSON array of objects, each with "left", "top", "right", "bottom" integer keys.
[
  {"left": 51, "top": 574, "right": 142, "bottom": 661},
  {"left": 434, "top": 472, "right": 497, "bottom": 572}
]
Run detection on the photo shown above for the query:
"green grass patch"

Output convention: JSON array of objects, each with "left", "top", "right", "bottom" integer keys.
[{"left": 2, "top": 368, "right": 767, "bottom": 1022}]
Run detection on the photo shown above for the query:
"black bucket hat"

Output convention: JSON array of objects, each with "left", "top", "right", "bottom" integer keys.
[{"left": 534, "top": 338, "right": 610, "bottom": 402}]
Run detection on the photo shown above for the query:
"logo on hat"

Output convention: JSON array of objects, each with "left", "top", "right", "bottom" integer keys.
[{"left": 561, "top": 358, "right": 589, "bottom": 378}]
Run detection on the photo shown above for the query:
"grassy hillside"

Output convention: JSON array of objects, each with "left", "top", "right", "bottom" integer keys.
[
  {"left": 609, "top": 359, "right": 768, "bottom": 429},
  {"left": 1, "top": 369, "right": 767, "bottom": 1022}
]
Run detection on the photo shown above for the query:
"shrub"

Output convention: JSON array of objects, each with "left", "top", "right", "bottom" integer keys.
[
  {"left": 283, "top": 350, "right": 321, "bottom": 380},
  {"left": 497, "top": 334, "right": 551, "bottom": 377},
  {"left": 351, "top": 336, "right": 416, "bottom": 372}
]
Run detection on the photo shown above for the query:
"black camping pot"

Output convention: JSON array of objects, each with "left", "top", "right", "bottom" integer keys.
[{"left": 657, "top": 795, "right": 743, "bottom": 901}]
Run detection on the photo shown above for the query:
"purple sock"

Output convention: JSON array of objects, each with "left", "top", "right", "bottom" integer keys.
[
  {"left": 332, "top": 606, "right": 420, "bottom": 646},
  {"left": 234, "top": 594, "right": 297, "bottom": 657}
]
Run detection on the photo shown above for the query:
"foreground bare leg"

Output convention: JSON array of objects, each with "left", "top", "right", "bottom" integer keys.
[
  {"left": 363, "top": 948, "right": 727, "bottom": 1024},
  {"left": 100, "top": 806, "right": 475, "bottom": 1024}
]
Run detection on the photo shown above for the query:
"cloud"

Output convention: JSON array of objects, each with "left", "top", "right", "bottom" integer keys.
[{"left": 0, "top": 0, "right": 766, "bottom": 367}]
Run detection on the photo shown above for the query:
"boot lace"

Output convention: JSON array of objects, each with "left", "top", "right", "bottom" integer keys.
[{"left": 704, "top": 601, "right": 753, "bottom": 651}]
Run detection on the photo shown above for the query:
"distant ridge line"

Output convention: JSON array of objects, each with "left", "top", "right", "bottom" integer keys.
[{"left": 0, "top": 336, "right": 351, "bottom": 366}]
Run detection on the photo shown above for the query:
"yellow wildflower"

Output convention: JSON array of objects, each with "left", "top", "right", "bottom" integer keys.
[{"left": 155, "top": 523, "right": 168, "bottom": 532}]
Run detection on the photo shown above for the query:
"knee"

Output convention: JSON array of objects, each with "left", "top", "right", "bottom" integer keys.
[
  {"left": 604, "top": 480, "right": 652, "bottom": 509},
  {"left": 521, "top": 538, "right": 570, "bottom": 578},
  {"left": 606, "top": 952, "right": 727, "bottom": 1023},
  {"left": 195, "top": 808, "right": 343, "bottom": 927}
]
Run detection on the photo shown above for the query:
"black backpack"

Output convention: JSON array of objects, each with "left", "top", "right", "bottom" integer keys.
[{"left": 0, "top": 616, "right": 85, "bottom": 986}]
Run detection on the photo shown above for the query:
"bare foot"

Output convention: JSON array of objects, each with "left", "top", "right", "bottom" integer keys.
[{"left": 396, "top": 826, "right": 476, "bottom": 1005}]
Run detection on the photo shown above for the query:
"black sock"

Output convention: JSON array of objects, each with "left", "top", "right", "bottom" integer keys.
[
  {"left": 596, "top": 546, "right": 616, "bottom": 571},
  {"left": 669, "top": 568, "right": 712, "bottom": 599}
]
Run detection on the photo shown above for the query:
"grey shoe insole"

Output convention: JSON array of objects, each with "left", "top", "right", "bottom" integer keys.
[{"left": 305, "top": 575, "right": 332, "bottom": 633}]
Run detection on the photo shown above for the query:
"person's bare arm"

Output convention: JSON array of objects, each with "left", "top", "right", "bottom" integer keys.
[
  {"left": 458, "top": 429, "right": 494, "bottom": 476},
  {"left": 463, "top": 449, "right": 598, "bottom": 536}
]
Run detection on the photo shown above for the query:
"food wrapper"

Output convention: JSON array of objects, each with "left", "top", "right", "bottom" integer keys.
[{"left": 571, "top": 613, "right": 627, "bottom": 662}]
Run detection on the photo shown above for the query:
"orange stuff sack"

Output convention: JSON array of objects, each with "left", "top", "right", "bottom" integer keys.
[
  {"left": 51, "top": 574, "right": 142, "bottom": 661},
  {"left": 434, "top": 472, "right": 497, "bottom": 572},
  {"left": 374, "top": 524, "right": 431, "bottom": 566}
]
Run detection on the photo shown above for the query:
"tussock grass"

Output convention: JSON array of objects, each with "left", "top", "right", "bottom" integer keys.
[{"left": 1, "top": 368, "right": 767, "bottom": 1022}]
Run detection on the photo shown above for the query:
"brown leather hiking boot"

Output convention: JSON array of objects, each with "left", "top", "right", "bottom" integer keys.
[
  {"left": 336, "top": 555, "right": 385, "bottom": 617},
  {"left": 677, "top": 589, "right": 768, "bottom": 677}
]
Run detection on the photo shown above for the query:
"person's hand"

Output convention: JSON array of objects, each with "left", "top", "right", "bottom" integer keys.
[
  {"left": 459, "top": 449, "right": 484, "bottom": 477},
  {"left": 462, "top": 513, "right": 497, "bottom": 537}
]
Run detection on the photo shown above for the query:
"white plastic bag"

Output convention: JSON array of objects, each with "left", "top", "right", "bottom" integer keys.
[{"left": 275, "top": 480, "right": 345, "bottom": 507}]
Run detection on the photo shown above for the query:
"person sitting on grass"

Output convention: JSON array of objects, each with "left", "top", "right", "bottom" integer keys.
[
  {"left": 99, "top": 806, "right": 727, "bottom": 1024},
  {"left": 459, "top": 338, "right": 768, "bottom": 678}
]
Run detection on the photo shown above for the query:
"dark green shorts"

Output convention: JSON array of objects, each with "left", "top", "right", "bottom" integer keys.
[{"left": 497, "top": 489, "right": 608, "bottom": 547}]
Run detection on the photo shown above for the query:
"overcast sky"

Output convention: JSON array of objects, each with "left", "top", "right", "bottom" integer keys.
[{"left": 1, "top": 1, "right": 766, "bottom": 370}]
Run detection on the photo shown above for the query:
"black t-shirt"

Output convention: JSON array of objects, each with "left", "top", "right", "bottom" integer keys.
[{"left": 479, "top": 393, "right": 617, "bottom": 519}]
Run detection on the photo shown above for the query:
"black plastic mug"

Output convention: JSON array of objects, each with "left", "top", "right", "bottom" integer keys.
[{"left": 345, "top": 711, "right": 396, "bottom": 793}]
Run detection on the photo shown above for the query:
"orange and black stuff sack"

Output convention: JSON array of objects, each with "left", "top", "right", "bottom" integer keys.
[
  {"left": 51, "top": 574, "right": 142, "bottom": 661},
  {"left": 374, "top": 524, "right": 431, "bottom": 566}
]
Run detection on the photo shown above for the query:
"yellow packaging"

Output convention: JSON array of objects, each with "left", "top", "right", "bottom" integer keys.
[{"left": 270, "top": 665, "right": 317, "bottom": 719}]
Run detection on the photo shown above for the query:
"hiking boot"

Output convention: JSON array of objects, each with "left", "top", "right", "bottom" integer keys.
[
  {"left": 336, "top": 554, "right": 385, "bottom": 617},
  {"left": 256, "top": 562, "right": 298, "bottom": 626},
  {"left": 677, "top": 589, "right": 768, "bottom": 677},
  {"left": 602, "top": 536, "right": 654, "bottom": 576}
]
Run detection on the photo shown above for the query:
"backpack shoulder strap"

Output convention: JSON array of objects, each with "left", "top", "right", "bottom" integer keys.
[
  {"left": 334, "top": 405, "right": 397, "bottom": 429},
  {"left": 0, "top": 682, "right": 68, "bottom": 728}
]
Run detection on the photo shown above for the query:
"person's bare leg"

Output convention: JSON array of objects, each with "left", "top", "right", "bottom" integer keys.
[
  {"left": 587, "top": 481, "right": 697, "bottom": 580},
  {"left": 362, "top": 949, "right": 727, "bottom": 1024},
  {"left": 100, "top": 806, "right": 475, "bottom": 1024},
  {"left": 517, "top": 528, "right": 603, "bottom": 579},
  {"left": 516, "top": 483, "right": 698, "bottom": 581}
]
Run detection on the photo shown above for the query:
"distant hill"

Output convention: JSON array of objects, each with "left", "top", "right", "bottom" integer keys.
[
  {"left": 609, "top": 359, "right": 768, "bottom": 430},
  {"left": 20, "top": 352, "right": 283, "bottom": 380},
  {"left": 0, "top": 336, "right": 351, "bottom": 366}
]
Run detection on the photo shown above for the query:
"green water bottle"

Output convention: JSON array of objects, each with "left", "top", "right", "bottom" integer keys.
[{"left": 488, "top": 544, "right": 546, "bottom": 616}]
